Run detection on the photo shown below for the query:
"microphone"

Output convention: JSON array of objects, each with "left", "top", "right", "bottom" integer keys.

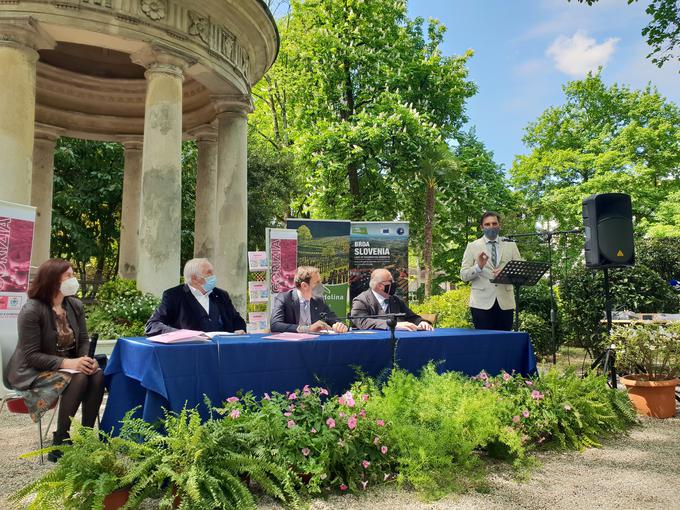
[{"left": 87, "top": 333, "right": 99, "bottom": 359}]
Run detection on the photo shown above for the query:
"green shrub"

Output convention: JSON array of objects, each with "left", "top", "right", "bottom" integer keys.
[
  {"left": 411, "top": 286, "right": 472, "bottom": 328},
  {"left": 86, "top": 278, "right": 160, "bottom": 339},
  {"left": 519, "top": 311, "right": 554, "bottom": 359}
]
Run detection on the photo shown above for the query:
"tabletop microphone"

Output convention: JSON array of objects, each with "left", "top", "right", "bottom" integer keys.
[{"left": 87, "top": 333, "right": 99, "bottom": 359}]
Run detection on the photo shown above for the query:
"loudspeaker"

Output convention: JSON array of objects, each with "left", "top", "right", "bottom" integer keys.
[{"left": 582, "top": 193, "right": 635, "bottom": 268}]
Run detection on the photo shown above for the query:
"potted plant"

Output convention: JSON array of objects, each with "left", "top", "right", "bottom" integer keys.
[
  {"left": 612, "top": 324, "right": 680, "bottom": 418},
  {"left": 11, "top": 423, "right": 138, "bottom": 510}
]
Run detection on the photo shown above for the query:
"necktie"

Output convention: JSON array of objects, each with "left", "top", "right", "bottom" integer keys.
[
  {"left": 300, "top": 300, "right": 310, "bottom": 325},
  {"left": 490, "top": 241, "right": 498, "bottom": 267}
]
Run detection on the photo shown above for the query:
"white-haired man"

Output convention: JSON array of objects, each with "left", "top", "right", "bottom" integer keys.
[
  {"left": 145, "top": 258, "right": 246, "bottom": 335},
  {"left": 350, "top": 268, "right": 433, "bottom": 331}
]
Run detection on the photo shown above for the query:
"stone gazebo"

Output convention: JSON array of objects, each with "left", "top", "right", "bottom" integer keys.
[{"left": 0, "top": 0, "right": 278, "bottom": 312}]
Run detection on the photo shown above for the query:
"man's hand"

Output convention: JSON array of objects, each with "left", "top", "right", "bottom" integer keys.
[
  {"left": 492, "top": 267, "right": 502, "bottom": 278},
  {"left": 234, "top": 330, "right": 246, "bottom": 335},
  {"left": 395, "top": 322, "right": 418, "bottom": 331},
  {"left": 417, "top": 321, "right": 433, "bottom": 331},
  {"left": 477, "top": 251, "right": 488, "bottom": 269},
  {"left": 62, "top": 356, "right": 98, "bottom": 375},
  {"left": 332, "top": 321, "right": 349, "bottom": 333},
  {"left": 309, "top": 320, "right": 331, "bottom": 332}
]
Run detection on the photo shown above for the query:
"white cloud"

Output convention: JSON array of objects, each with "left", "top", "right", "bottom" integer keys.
[{"left": 547, "top": 30, "right": 619, "bottom": 76}]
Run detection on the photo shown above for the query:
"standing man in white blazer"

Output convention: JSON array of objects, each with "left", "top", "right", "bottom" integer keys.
[{"left": 460, "top": 211, "right": 522, "bottom": 330}]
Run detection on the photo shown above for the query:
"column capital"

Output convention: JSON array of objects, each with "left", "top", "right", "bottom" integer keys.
[
  {"left": 187, "top": 124, "right": 218, "bottom": 143},
  {"left": 131, "top": 43, "right": 195, "bottom": 79},
  {"left": 211, "top": 94, "right": 253, "bottom": 117},
  {"left": 120, "top": 137, "right": 144, "bottom": 151},
  {"left": 0, "top": 17, "right": 55, "bottom": 55},
  {"left": 34, "top": 123, "right": 62, "bottom": 143}
]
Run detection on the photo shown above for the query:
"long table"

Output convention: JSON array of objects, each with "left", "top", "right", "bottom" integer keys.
[{"left": 101, "top": 328, "right": 536, "bottom": 433}]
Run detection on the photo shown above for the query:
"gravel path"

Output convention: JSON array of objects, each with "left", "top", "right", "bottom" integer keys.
[{"left": 2, "top": 403, "right": 678, "bottom": 510}]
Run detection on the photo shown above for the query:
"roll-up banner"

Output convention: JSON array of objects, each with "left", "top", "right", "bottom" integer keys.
[
  {"left": 285, "top": 219, "right": 350, "bottom": 318},
  {"left": 265, "top": 228, "right": 298, "bottom": 330},
  {"left": 349, "top": 221, "right": 409, "bottom": 302}
]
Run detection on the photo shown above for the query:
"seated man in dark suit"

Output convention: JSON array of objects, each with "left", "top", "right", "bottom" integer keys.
[
  {"left": 351, "top": 268, "right": 433, "bottom": 331},
  {"left": 270, "top": 266, "right": 349, "bottom": 333},
  {"left": 145, "top": 258, "right": 247, "bottom": 335}
]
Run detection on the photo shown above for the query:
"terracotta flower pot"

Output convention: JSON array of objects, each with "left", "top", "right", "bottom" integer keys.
[
  {"left": 620, "top": 375, "right": 680, "bottom": 418},
  {"left": 103, "top": 488, "right": 130, "bottom": 510}
]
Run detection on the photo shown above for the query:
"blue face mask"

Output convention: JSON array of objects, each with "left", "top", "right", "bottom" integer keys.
[{"left": 202, "top": 275, "right": 217, "bottom": 293}]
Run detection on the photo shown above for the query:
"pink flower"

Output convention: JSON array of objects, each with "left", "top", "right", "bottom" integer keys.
[
  {"left": 373, "top": 436, "right": 380, "bottom": 445},
  {"left": 311, "top": 427, "right": 317, "bottom": 434},
  {"left": 381, "top": 446, "right": 388, "bottom": 455},
  {"left": 301, "top": 447, "right": 310, "bottom": 456},
  {"left": 362, "top": 460, "right": 370, "bottom": 469},
  {"left": 361, "top": 394, "right": 369, "bottom": 402},
  {"left": 284, "top": 412, "right": 292, "bottom": 417},
  {"left": 338, "top": 396, "right": 346, "bottom": 405},
  {"left": 230, "top": 409, "right": 240, "bottom": 419},
  {"left": 326, "top": 417, "right": 336, "bottom": 429},
  {"left": 319, "top": 388, "right": 329, "bottom": 396},
  {"left": 339, "top": 412, "right": 346, "bottom": 418},
  {"left": 287, "top": 420, "right": 296, "bottom": 428},
  {"left": 512, "top": 415, "right": 520, "bottom": 424},
  {"left": 484, "top": 382, "right": 491, "bottom": 388},
  {"left": 359, "top": 409, "right": 366, "bottom": 418},
  {"left": 303, "top": 385, "right": 311, "bottom": 395},
  {"left": 478, "top": 371, "right": 488, "bottom": 380},
  {"left": 263, "top": 393, "right": 271, "bottom": 400},
  {"left": 340, "top": 484, "right": 348, "bottom": 491},
  {"left": 361, "top": 480, "right": 368, "bottom": 490},
  {"left": 522, "top": 410, "right": 530, "bottom": 418},
  {"left": 503, "top": 372, "right": 511, "bottom": 381},
  {"left": 376, "top": 419, "right": 385, "bottom": 427},
  {"left": 525, "top": 380, "right": 533, "bottom": 386},
  {"left": 564, "top": 404, "right": 572, "bottom": 411},
  {"left": 531, "top": 390, "right": 544, "bottom": 400},
  {"left": 288, "top": 393, "right": 297, "bottom": 400},
  {"left": 347, "top": 415, "right": 358, "bottom": 430},
  {"left": 226, "top": 396, "right": 239, "bottom": 403},
  {"left": 288, "top": 404, "right": 296, "bottom": 411}
]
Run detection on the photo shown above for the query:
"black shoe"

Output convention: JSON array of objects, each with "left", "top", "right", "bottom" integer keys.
[{"left": 47, "top": 432, "right": 70, "bottom": 463}]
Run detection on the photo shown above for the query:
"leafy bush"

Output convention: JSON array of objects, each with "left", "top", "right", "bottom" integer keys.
[
  {"left": 411, "top": 286, "right": 472, "bottom": 328},
  {"left": 612, "top": 324, "right": 680, "bottom": 380},
  {"left": 636, "top": 237, "right": 680, "bottom": 283},
  {"left": 86, "top": 278, "right": 160, "bottom": 338},
  {"left": 519, "top": 311, "right": 554, "bottom": 359}
]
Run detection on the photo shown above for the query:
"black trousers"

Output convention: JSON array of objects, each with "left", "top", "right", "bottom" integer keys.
[{"left": 471, "top": 300, "right": 514, "bottom": 331}]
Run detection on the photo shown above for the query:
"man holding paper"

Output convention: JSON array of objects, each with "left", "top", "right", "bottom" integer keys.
[
  {"left": 270, "top": 266, "right": 348, "bottom": 333},
  {"left": 145, "top": 258, "right": 247, "bottom": 335}
]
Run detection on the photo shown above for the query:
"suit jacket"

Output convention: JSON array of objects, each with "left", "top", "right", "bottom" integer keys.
[
  {"left": 459, "top": 237, "right": 522, "bottom": 310},
  {"left": 350, "top": 289, "right": 425, "bottom": 330},
  {"left": 7, "top": 297, "right": 90, "bottom": 390},
  {"left": 270, "top": 289, "right": 340, "bottom": 333},
  {"left": 145, "top": 284, "right": 246, "bottom": 336}
]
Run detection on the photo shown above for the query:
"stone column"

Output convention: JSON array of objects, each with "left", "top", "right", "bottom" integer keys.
[
  {"left": 0, "top": 19, "right": 54, "bottom": 205},
  {"left": 30, "top": 124, "right": 61, "bottom": 266},
  {"left": 213, "top": 96, "right": 252, "bottom": 315},
  {"left": 118, "top": 139, "right": 144, "bottom": 280},
  {"left": 131, "top": 46, "right": 192, "bottom": 296},
  {"left": 188, "top": 125, "right": 218, "bottom": 260}
]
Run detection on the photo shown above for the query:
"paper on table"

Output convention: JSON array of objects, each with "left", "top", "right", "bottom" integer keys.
[
  {"left": 204, "top": 331, "right": 250, "bottom": 339},
  {"left": 262, "top": 332, "right": 318, "bottom": 341},
  {"left": 59, "top": 367, "right": 102, "bottom": 374},
  {"left": 148, "top": 329, "right": 209, "bottom": 343}
]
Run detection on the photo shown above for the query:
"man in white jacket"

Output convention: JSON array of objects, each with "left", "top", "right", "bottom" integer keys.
[{"left": 460, "top": 211, "right": 522, "bottom": 330}]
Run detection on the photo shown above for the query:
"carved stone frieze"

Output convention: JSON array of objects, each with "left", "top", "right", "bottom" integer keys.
[
  {"left": 188, "top": 10, "right": 209, "bottom": 44},
  {"left": 140, "top": 0, "right": 166, "bottom": 21}
]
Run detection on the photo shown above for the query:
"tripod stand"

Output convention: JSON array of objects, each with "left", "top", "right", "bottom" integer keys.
[{"left": 505, "top": 228, "right": 581, "bottom": 364}]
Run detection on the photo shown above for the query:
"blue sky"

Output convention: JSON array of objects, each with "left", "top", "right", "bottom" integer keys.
[{"left": 271, "top": 0, "right": 679, "bottom": 171}]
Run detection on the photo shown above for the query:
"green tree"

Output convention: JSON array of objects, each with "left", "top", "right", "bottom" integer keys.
[
  {"left": 570, "top": 0, "right": 679, "bottom": 67},
  {"left": 511, "top": 72, "right": 680, "bottom": 235},
  {"left": 51, "top": 138, "right": 124, "bottom": 297}
]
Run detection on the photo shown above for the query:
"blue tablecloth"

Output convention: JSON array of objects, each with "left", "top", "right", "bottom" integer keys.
[{"left": 101, "top": 328, "right": 536, "bottom": 433}]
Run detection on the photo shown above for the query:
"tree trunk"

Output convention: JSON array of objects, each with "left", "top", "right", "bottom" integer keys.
[{"left": 423, "top": 178, "right": 436, "bottom": 299}]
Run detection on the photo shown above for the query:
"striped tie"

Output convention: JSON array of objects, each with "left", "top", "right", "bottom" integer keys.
[{"left": 490, "top": 241, "right": 498, "bottom": 267}]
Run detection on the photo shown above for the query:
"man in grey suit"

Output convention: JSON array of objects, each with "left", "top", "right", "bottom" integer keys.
[
  {"left": 460, "top": 211, "right": 522, "bottom": 330},
  {"left": 351, "top": 268, "right": 433, "bottom": 331},
  {"left": 270, "top": 266, "right": 349, "bottom": 333}
]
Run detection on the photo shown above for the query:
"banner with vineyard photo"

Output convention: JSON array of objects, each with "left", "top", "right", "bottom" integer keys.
[
  {"left": 285, "top": 219, "right": 350, "bottom": 319},
  {"left": 349, "top": 221, "right": 409, "bottom": 302}
]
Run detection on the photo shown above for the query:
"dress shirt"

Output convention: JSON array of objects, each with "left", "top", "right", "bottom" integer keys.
[
  {"left": 296, "top": 289, "right": 311, "bottom": 324},
  {"left": 188, "top": 284, "right": 211, "bottom": 314},
  {"left": 371, "top": 289, "right": 390, "bottom": 312}
]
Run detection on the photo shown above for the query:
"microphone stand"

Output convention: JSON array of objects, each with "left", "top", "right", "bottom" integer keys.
[
  {"left": 504, "top": 228, "right": 581, "bottom": 365},
  {"left": 328, "top": 312, "right": 406, "bottom": 371}
]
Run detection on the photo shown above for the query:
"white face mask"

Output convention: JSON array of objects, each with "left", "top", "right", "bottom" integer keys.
[{"left": 60, "top": 277, "right": 80, "bottom": 297}]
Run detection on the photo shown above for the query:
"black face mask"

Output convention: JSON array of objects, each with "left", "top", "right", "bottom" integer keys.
[{"left": 384, "top": 282, "right": 397, "bottom": 296}]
